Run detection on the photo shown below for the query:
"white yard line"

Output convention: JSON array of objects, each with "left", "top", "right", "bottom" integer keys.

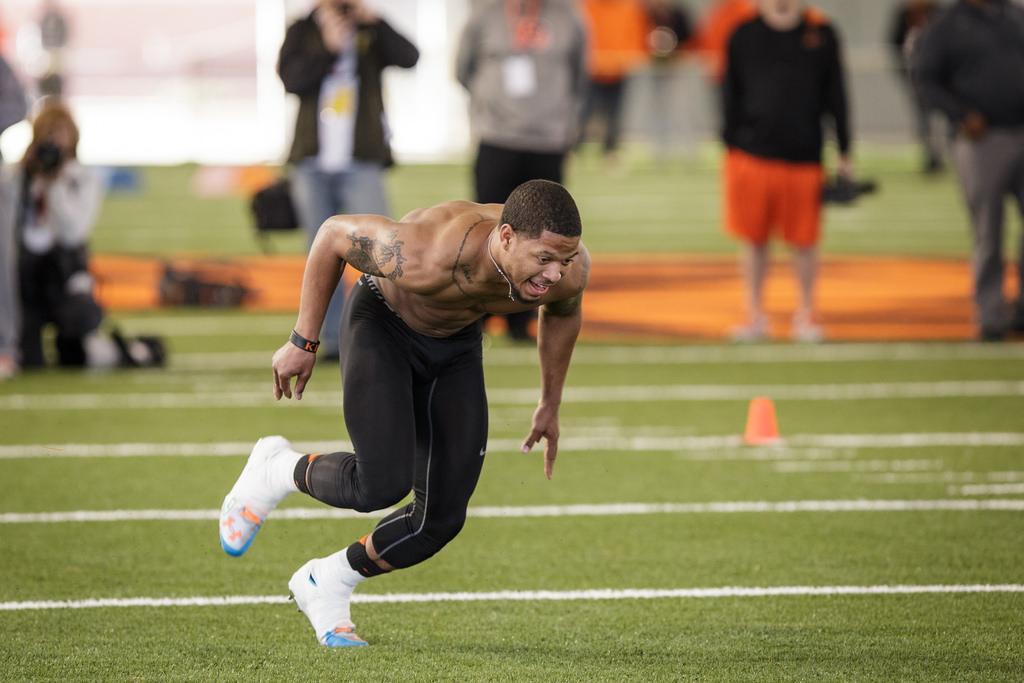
[
  {"left": 172, "top": 351, "right": 316, "bottom": 370},
  {"left": 167, "top": 343, "right": 1024, "bottom": 371},
  {"left": 2, "top": 583, "right": 1023, "bottom": 612},
  {"left": 485, "top": 344, "right": 1024, "bottom": 366},
  {"left": 865, "top": 472, "right": 976, "bottom": 485},
  {"left": 521, "top": 381, "right": 1024, "bottom": 403},
  {"left": 2, "top": 432, "right": 1024, "bottom": 460},
  {"left": 864, "top": 471, "right": 1024, "bottom": 485},
  {"left": 0, "top": 440, "right": 352, "bottom": 459},
  {"left": 953, "top": 483, "right": 1024, "bottom": 496},
  {"left": 988, "top": 471, "right": 1024, "bottom": 482},
  {"left": 118, "top": 316, "right": 295, "bottom": 336},
  {"left": 773, "top": 433, "right": 1024, "bottom": 448},
  {"left": 2, "top": 499, "right": 1022, "bottom": 524},
  {"left": 4, "top": 380, "right": 1024, "bottom": 410},
  {"left": 771, "top": 459, "right": 945, "bottom": 473}
]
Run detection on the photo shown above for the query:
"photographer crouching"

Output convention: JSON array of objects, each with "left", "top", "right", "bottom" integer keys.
[{"left": 10, "top": 101, "right": 103, "bottom": 369}]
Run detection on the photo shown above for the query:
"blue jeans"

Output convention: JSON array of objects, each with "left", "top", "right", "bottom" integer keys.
[{"left": 290, "top": 159, "right": 391, "bottom": 356}]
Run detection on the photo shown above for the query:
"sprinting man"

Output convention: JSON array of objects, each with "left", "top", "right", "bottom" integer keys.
[{"left": 218, "top": 179, "right": 589, "bottom": 647}]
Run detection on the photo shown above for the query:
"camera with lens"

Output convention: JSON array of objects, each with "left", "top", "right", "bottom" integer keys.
[{"left": 33, "top": 141, "right": 65, "bottom": 175}]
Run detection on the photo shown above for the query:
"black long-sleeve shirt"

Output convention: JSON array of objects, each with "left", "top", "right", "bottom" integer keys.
[
  {"left": 912, "top": 0, "right": 1024, "bottom": 128},
  {"left": 722, "top": 15, "right": 851, "bottom": 164},
  {"left": 278, "top": 12, "right": 419, "bottom": 165}
]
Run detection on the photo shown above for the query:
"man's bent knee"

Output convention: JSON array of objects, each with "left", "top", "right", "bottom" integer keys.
[
  {"left": 301, "top": 451, "right": 411, "bottom": 511},
  {"left": 426, "top": 512, "right": 467, "bottom": 544},
  {"left": 376, "top": 511, "right": 468, "bottom": 569},
  {"left": 350, "top": 482, "right": 410, "bottom": 513}
]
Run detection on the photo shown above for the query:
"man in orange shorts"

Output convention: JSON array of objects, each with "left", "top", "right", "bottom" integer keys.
[{"left": 721, "top": 0, "right": 853, "bottom": 342}]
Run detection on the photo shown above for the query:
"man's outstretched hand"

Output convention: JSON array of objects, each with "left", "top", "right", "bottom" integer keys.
[
  {"left": 522, "top": 402, "right": 560, "bottom": 480},
  {"left": 272, "top": 342, "right": 316, "bottom": 400}
]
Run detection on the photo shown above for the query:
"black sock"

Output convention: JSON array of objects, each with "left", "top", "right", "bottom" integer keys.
[
  {"left": 293, "top": 454, "right": 312, "bottom": 494},
  {"left": 347, "top": 539, "right": 388, "bottom": 578}
]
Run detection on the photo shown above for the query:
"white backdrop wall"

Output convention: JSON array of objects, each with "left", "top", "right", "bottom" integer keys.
[{"left": 0, "top": 0, "right": 926, "bottom": 165}]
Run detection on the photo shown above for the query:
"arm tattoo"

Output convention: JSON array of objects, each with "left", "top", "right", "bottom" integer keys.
[{"left": 346, "top": 230, "right": 406, "bottom": 280}]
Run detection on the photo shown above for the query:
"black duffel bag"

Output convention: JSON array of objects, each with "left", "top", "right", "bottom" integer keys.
[{"left": 250, "top": 177, "right": 299, "bottom": 236}]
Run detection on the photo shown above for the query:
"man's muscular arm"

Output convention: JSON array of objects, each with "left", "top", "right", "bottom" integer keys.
[
  {"left": 272, "top": 214, "right": 415, "bottom": 401},
  {"left": 522, "top": 289, "right": 585, "bottom": 480},
  {"left": 294, "top": 214, "right": 409, "bottom": 335}
]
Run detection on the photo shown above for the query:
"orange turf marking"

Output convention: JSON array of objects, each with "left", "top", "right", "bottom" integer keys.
[{"left": 89, "top": 253, "right": 1019, "bottom": 341}]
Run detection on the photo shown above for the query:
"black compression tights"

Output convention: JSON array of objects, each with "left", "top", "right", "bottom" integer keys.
[{"left": 297, "top": 277, "right": 488, "bottom": 570}]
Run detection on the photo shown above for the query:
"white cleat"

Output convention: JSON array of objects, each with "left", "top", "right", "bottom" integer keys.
[
  {"left": 219, "top": 436, "right": 298, "bottom": 557},
  {"left": 288, "top": 558, "right": 368, "bottom": 648}
]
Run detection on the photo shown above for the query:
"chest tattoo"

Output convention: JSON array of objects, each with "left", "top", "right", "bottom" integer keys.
[{"left": 451, "top": 216, "right": 489, "bottom": 299}]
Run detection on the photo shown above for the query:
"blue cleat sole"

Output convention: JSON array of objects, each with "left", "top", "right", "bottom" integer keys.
[
  {"left": 322, "top": 631, "right": 369, "bottom": 647},
  {"left": 219, "top": 526, "right": 259, "bottom": 557}
]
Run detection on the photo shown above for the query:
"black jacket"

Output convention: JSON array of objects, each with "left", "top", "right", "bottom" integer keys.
[
  {"left": 912, "top": 0, "right": 1024, "bottom": 127},
  {"left": 278, "top": 13, "right": 418, "bottom": 165},
  {"left": 722, "top": 14, "right": 850, "bottom": 164}
]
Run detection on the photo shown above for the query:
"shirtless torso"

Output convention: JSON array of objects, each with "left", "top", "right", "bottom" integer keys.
[
  {"left": 325, "top": 200, "right": 590, "bottom": 337},
  {"left": 272, "top": 185, "right": 588, "bottom": 481}
]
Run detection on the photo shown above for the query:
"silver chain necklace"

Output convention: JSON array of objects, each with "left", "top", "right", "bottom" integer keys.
[{"left": 487, "top": 232, "right": 516, "bottom": 302}]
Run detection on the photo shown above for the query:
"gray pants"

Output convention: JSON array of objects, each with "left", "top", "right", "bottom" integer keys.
[
  {"left": 0, "top": 176, "right": 19, "bottom": 358},
  {"left": 952, "top": 126, "right": 1024, "bottom": 334},
  {"left": 290, "top": 159, "right": 391, "bottom": 356}
]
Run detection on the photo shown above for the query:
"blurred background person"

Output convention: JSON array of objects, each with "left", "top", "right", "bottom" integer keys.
[
  {"left": 913, "top": 0, "right": 1024, "bottom": 342},
  {"left": 721, "top": 0, "right": 853, "bottom": 343},
  {"left": 455, "top": 0, "right": 586, "bottom": 343},
  {"left": 889, "top": 0, "right": 945, "bottom": 175},
  {"left": 278, "top": 0, "right": 418, "bottom": 360},
  {"left": 7, "top": 101, "right": 103, "bottom": 369},
  {"left": 0, "top": 52, "right": 27, "bottom": 379},
  {"left": 577, "top": 0, "right": 651, "bottom": 167},
  {"left": 690, "top": 0, "right": 755, "bottom": 87},
  {"left": 645, "top": 0, "right": 692, "bottom": 59},
  {"left": 643, "top": 0, "right": 693, "bottom": 162},
  {"left": 37, "top": 0, "right": 70, "bottom": 98},
  {"left": 0, "top": 53, "right": 27, "bottom": 162}
]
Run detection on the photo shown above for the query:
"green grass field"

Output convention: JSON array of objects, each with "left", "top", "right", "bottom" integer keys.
[
  {"left": 2, "top": 149, "right": 1024, "bottom": 680},
  {"left": 89, "top": 144, "right": 1022, "bottom": 259}
]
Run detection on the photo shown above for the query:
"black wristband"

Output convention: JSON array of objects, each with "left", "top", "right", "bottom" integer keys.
[{"left": 289, "top": 330, "right": 320, "bottom": 354}]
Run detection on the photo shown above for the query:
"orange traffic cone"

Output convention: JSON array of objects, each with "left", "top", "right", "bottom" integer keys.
[{"left": 743, "top": 396, "right": 781, "bottom": 445}]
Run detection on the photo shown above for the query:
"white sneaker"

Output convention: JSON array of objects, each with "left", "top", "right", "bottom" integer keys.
[
  {"left": 791, "top": 316, "right": 824, "bottom": 343},
  {"left": 288, "top": 558, "right": 368, "bottom": 647},
  {"left": 730, "top": 317, "right": 769, "bottom": 343},
  {"left": 219, "top": 436, "right": 299, "bottom": 557},
  {"left": 0, "top": 354, "right": 17, "bottom": 381}
]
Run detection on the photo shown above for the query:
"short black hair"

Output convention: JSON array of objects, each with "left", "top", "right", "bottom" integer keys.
[{"left": 499, "top": 180, "right": 582, "bottom": 239}]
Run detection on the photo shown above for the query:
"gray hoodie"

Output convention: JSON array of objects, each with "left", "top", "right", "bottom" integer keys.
[
  {"left": 0, "top": 168, "right": 19, "bottom": 355},
  {"left": 456, "top": 0, "right": 587, "bottom": 153},
  {"left": 0, "top": 56, "right": 28, "bottom": 160}
]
